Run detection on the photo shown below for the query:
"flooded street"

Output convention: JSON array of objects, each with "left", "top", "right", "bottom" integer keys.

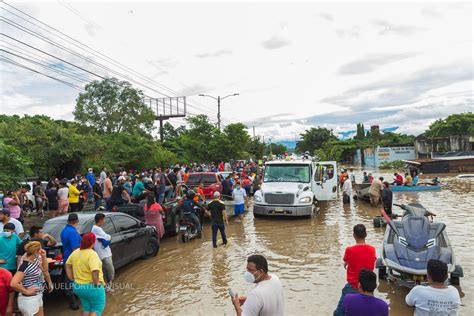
[{"left": 47, "top": 173, "right": 473, "bottom": 315}]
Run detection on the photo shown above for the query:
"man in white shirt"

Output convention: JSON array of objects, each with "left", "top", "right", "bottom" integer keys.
[
  {"left": 232, "top": 255, "right": 284, "bottom": 316},
  {"left": 0, "top": 209, "right": 24, "bottom": 239},
  {"left": 232, "top": 183, "right": 248, "bottom": 223},
  {"left": 91, "top": 213, "right": 114, "bottom": 292},
  {"left": 406, "top": 259, "right": 461, "bottom": 316},
  {"left": 342, "top": 174, "right": 352, "bottom": 204}
]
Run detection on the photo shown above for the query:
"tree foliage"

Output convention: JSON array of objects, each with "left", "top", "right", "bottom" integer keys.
[
  {"left": 296, "top": 127, "right": 337, "bottom": 153},
  {"left": 425, "top": 112, "right": 474, "bottom": 137},
  {"left": 74, "top": 78, "right": 155, "bottom": 134},
  {"left": 0, "top": 140, "right": 33, "bottom": 190}
]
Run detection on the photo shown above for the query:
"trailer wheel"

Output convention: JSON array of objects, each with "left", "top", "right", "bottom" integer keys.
[
  {"left": 373, "top": 216, "right": 383, "bottom": 228},
  {"left": 378, "top": 266, "right": 387, "bottom": 280}
]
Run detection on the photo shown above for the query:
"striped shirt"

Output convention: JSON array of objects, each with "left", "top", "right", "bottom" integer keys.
[{"left": 17, "top": 258, "right": 43, "bottom": 291}]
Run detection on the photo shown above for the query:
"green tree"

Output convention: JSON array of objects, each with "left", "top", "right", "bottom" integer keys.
[
  {"left": 74, "top": 77, "right": 155, "bottom": 134},
  {"left": 222, "top": 123, "right": 251, "bottom": 160},
  {"left": 425, "top": 112, "right": 474, "bottom": 137},
  {"left": 0, "top": 140, "right": 33, "bottom": 190},
  {"left": 180, "top": 115, "right": 220, "bottom": 162},
  {"left": 269, "top": 143, "right": 288, "bottom": 156},
  {"left": 296, "top": 127, "right": 337, "bottom": 153},
  {"left": 355, "top": 123, "right": 365, "bottom": 140}
]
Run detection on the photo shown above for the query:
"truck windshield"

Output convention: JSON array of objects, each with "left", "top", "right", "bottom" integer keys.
[{"left": 264, "top": 164, "right": 310, "bottom": 183}]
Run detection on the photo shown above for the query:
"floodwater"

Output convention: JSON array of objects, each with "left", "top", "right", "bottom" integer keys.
[{"left": 47, "top": 172, "right": 473, "bottom": 315}]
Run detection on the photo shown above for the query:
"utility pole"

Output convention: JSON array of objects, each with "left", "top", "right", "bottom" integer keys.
[
  {"left": 217, "top": 96, "right": 221, "bottom": 131},
  {"left": 199, "top": 93, "right": 239, "bottom": 131}
]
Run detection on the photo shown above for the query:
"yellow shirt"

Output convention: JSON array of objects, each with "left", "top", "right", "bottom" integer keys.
[
  {"left": 68, "top": 184, "right": 80, "bottom": 203},
  {"left": 66, "top": 248, "right": 105, "bottom": 285}
]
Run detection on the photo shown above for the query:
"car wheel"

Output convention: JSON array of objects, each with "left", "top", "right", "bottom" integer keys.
[{"left": 142, "top": 236, "right": 159, "bottom": 259}]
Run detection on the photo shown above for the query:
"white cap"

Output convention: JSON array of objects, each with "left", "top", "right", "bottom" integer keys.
[
  {"left": 88, "top": 168, "right": 93, "bottom": 172},
  {"left": 214, "top": 191, "right": 221, "bottom": 198}
]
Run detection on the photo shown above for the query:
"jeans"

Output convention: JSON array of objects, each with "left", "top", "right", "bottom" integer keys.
[
  {"left": 88, "top": 187, "right": 94, "bottom": 203},
  {"left": 211, "top": 223, "right": 227, "bottom": 247},
  {"left": 157, "top": 192, "right": 165, "bottom": 205},
  {"left": 185, "top": 212, "right": 201, "bottom": 233},
  {"left": 334, "top": 283, "right": 358, "bottom": 316},
  {"left": 94, "top": 198, "right": 102, "bottom": 210}
]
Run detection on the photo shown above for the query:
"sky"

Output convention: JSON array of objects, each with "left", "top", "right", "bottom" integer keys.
[{"left": 1, "top": 0, "right": 473, "bottom": 141}]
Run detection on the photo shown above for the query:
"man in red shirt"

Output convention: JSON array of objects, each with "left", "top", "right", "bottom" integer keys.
[
  {"left": 334, "top": 224, "right": 376, "bottom": 316},
  {"left": 0, "top": 267, "right": 14, "bottom": 316}
]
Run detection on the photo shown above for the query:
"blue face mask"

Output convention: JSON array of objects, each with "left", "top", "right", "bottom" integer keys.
[{"left": 3, "top": 231, "right": 12, "bottom": 238}]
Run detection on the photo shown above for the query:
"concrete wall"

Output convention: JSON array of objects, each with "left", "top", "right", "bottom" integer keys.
[
  {"left": 364, "top": 146, "right": 416, "bottom": 168},
  {"left": 415, "top": 136, "right": 474, "bottom": 158}
]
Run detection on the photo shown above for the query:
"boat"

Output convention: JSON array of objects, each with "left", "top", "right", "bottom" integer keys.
[
  {"left": 456, "top": 174, "right": 474, "bottom": 179},
  {"left": 391, "top": 185, "right": 440, "bottom": 191}
]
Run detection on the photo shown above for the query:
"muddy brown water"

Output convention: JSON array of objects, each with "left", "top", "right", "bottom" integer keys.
[{"left": 46, "top": 172, "right": 473, "bottom": 315}]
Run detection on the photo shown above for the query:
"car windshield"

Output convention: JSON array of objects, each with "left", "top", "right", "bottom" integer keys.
[
  {"left": 43, "top": 220, "right": 91, "bottom": 243},
  {"left": 264, "top": 164, "right": 310, "bottom": 183},
  {"left": 187, "top": 174, "right": 217, "bottom": 185}
]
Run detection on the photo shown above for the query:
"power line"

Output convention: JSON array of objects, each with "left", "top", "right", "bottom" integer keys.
[
  {"left": 1, "top": 1, "right": 225, "bottom": 119},
  {"left": 1, "top": 55, "right": 83, "bottom": 91}
]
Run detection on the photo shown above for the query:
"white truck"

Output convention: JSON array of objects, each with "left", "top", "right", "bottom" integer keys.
[{"left": 253, "top": 159, "right": 337, "bottom": 217}]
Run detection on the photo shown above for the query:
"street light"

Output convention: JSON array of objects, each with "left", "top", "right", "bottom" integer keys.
[{"left": 198, "top": 93, "right": 239, "bottom": 130}]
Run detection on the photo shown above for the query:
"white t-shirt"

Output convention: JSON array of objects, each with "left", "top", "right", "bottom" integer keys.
[
  {"left": 57, "top": 187, "right": 69, "bottom": 200},
  {"left": 242, "top": 274, "right": 284, "bottom": 316},
  {"left": 0, "top": 218, "right": 24, "bottom": 235},
  {"left": 342, "top": 180, "right": 352, "bottom": 195},
  {"left": 406, "top": 285, "right": 461, "bottom": 316},
  {"left": 91, "top": 225, "right": 112, "bottom": 260},
  {"left": 233, "top": 188, "right": 247, "bottom": 205}
]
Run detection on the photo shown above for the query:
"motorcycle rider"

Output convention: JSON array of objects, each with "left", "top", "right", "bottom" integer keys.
[{"left": 182, "top": 190, "right": 202, "bottom": 238}]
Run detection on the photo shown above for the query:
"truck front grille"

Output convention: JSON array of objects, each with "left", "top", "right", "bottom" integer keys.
[{"left": 264, "top": 193, "right": 294, "bottom": 205}]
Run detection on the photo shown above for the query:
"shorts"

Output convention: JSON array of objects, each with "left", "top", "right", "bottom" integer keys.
[
  {"left": 234, "top": 203, "right": 245, "bottom": 215},
  {"left": 73, "top": 282, "right": 106, "bottom": 315},
  {"left": 102, "top": 256, "right": 115, "bottom": 282},
  {"left": 58, "top": 199, "right": 69, "bottom": 213},
  {"left": 18, "top": 293, "right": 43, "bottom": 316}
]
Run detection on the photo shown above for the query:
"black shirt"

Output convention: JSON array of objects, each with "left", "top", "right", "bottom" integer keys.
[
  {"left": 111, "top": 183, "right": 126, "bottom": 203},
  {"left": 168, "top": 172, "right": 178, "bottom": 187},
  {"left": 93, "top": 183, "right": 103, "bottom": 200},
  {"left": 207, "top": 200, "right": 226, "bottom": 224}
]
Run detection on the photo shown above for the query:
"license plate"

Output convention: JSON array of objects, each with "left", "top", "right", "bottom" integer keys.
[
  {"left": 180, "top": 226, "right": 187, "bottom": 231},
  {"left": 275, "top": 207, "right": 284, "bottom": 214}
]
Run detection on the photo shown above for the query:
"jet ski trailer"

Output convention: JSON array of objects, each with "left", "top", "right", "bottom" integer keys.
[{"left": 376, "top": 203, "right": 463, "bottom": 288}]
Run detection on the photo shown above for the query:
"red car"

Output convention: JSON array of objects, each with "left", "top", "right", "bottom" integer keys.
[{"left": 187, "top": 172, "right": 222, "bottom": 200}]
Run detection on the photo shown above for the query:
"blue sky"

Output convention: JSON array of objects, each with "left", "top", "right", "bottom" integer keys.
[{"left": 1, "top": 1, "right": 473, "bottom": 140}]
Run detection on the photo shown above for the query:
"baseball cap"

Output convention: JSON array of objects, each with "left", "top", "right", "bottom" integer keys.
[
  {"left": 214, "top": 191, "right": 221, "bottom": 198},
  {"left": 67, "top": 213, "right": 79, "bottom": 222},
  {"left": 0, "top": 208, "right": 10, "bottom": 216}
]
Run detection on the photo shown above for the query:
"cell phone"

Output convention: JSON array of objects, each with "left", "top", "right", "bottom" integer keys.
[{"left": 228, "top": 289, "right": 237, "bottom": 298}]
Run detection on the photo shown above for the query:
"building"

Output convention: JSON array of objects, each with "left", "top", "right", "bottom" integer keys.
[
  {"left": 363, "top": 146, "right": 416, "bottom": 168},
  {"left": 415, "top": 135, "right": 474, "bottom": 158}
]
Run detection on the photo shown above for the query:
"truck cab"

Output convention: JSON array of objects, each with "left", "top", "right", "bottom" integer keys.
[{"left": 253, "top": 159, "right": 337, "bottom": 217}]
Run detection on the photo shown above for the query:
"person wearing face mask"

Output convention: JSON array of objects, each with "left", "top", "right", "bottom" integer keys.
[
  {"left": 231, "top": 255, "right": 284, "bottom": 316},
  {"left": 0, "top": 208, "right": 24, "bottom": 239},
  {"left": 0, "top": 223, "right": 22, "bottom": 276},
  {"left": 11, "top": 241, "right": 53, "bottom": 316},
  {"left": 232, "top": 182, "right": 247, "bottom": 223}
]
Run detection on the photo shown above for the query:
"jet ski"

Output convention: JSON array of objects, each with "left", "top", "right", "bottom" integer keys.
[{"left": 376, "top": 203, "right": 463, "bottom": 288}]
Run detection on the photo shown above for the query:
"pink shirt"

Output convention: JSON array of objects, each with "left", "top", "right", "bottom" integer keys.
[{"left": 3, "top": 197, "right": 21, "bottom": 219}]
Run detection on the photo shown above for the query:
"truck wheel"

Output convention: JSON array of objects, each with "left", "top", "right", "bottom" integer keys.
[
  {"left": 169, "top": 214, "right": 180, "bottom": 236},
  {"left": 253, "top": 212, "right": 263, "bottom": 219}
]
